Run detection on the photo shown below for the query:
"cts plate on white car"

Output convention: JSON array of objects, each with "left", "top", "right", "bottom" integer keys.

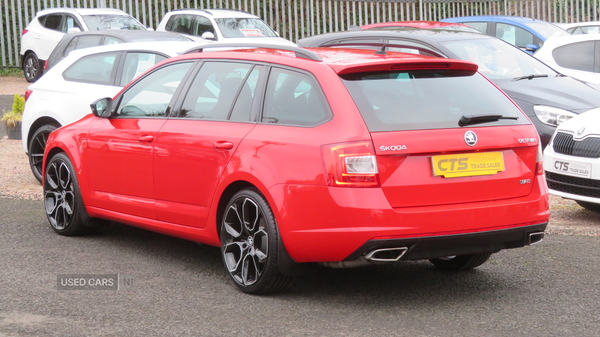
[{"left": 544, "top": 108, "right": 600, "bottom": 210}]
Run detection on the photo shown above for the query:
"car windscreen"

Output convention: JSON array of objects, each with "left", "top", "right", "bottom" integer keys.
[
  {"left": 523, "top": 21, "right": 570, "bottom": 40},
  {"left": 215, "top": 18, "right": 278, "bottom": 38},
  {"left": 440, "top": 38, "right": 557, "bottom": 80},
  {"left": 82, "top": 15, "right": 146, "bottom": 30},
  {"left": 341, "top": 70, "right": 528, "bottom": 132}
]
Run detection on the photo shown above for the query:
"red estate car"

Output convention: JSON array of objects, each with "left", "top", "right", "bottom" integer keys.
[{"left": 42, "top": 45, "right": 549, "bottom": 294}]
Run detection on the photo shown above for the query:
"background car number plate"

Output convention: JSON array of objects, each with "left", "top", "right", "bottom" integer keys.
[
  {"left": 552, "top": 159, "right": 591, "bottom": 178},
  {"left": 432, "top": 152, "right": 505, "bottom": 178}
]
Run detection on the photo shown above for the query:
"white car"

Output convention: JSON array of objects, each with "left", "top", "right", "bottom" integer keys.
[
  {"left": 534, "top": 34, "right": 600, "bottom": 85},
  {"left": 156, "top": 9, "right": 295, "bottom": 46},
  {"left": 558, "top": 21, "right": 600, "bottom": 34},
  {"left": 22, "top": 40, "right": 199, "bottom": 182},
  {"left": 20, "top": 8, "right": 147, "bottom": 83},
  {"left": 543, "top": 108, "right": 600, "bottom": 211}
]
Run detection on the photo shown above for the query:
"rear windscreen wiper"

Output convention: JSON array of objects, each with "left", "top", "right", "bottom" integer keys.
[
  {"left": 512, "top": 74, "right": 549, "bottom": 81},
  {"left": 459, "top": 114, "right": 519, "bottom": 126}
]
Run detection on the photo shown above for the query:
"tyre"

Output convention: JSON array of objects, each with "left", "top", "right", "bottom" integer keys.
[
  {"left": 429, "top": 253, "right": 492, "bottom": 271},
  {"left": 29, "top": 124, "right": 59, "bottom": 184},
  {"left": 220, "top": 188, "right": 293, "bottom": 294},
  {"left": 43, "top": 153, "right": 89, "bottom": 236},
  {"left": 575, "top": 200, "right": 600, "bottom": 212},
  {"left": 23, "top": 53, "right": 42, "bottom": 83}
]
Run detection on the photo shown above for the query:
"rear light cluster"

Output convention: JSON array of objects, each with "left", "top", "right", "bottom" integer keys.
[
  {"left": 24, "top": 90, "right": 32, "bottom": 101},
  {"left": 21, "top": 29, "right": 28, "bottom": 36},
  {"left": 535, "top": 143, "right": 544, "bottom": 175},
  {"left": 321, "top": 141, "right": 380, "bottom": 187}
]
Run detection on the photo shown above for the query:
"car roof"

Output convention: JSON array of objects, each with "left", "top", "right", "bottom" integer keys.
[
  {"left": 36, "top": 7, "right": 131, "bottom": 16},
  {"left": 165, "top": 8, "right": 258, "bottom": 19},
  {"left": 559, "top": 21, "right": 600, "bottom": 29},
  {"left": 297, "top": 29, "right": 490, "bottom": 47},
  {"left": 63, "top": 40, "right": 202, "bottom": 60},
  {"left": 361, "top": 21, "right": 471, "bottom": 29},
  {"left": 536, "top": 33, "right": 600, "bottom": 50},
  {"left": 171, "top": 45, "right": 478, "bottom": 75},
  {"left": 59, "top": 30, "right": 192, "bottom": 42},
  {"left": 444, "top": 15, "right": 546, "bottom": 23}
]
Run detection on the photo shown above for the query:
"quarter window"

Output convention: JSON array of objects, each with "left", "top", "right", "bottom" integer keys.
[
  {"left": 63, "top": 52, "right": 118, "bottom": 85},
  {"left": 463, "top": 22, "right": 487, "bottom": 34},
  {"left": 552, "top": 41, "right": 595, "bottom": 72},
  {"left": 116, "top": 62, "right": 193, "bottom": 117},
  {"left": 263, "top": 68, "right": 330, "bottom": 126},
  {"left": 178, "top": 62, "right": 257, "bottom": 121}
]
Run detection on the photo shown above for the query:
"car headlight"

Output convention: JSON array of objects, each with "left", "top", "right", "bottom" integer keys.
[{"left": 533, "top": 105, "right": 577, "bottom": 127}]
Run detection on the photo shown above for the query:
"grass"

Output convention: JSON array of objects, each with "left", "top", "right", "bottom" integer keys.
[{"left": 0, "top": 67, "right": 23, "bottom": 77}]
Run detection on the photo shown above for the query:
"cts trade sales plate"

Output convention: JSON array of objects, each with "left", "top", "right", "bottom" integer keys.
[
  {"left": 552, "top": 159, "right": 592, "bottom": 178},
  {"left": 432, "top": 152, "right": 505, "bottom": 178}
]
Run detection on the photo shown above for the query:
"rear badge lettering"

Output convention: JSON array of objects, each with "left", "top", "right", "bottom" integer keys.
[
  {"left": 520, "top": 179, "right": 531, "bottom": 184},
  {"left": 518, "top": 138, "right": 537, "bottom": 144},
  {"left": 380, "top": 145, "right": 407, "bottom": 151}
]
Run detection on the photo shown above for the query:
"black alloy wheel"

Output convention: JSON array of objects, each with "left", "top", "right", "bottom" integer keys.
[
  {"left": 220, "top": 188, "right": 292, "bottom": 294},
  {"left": 29, "top": 124, "right": 59, "bottom": 183}
]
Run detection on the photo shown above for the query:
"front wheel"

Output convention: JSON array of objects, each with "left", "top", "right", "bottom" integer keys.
[
  {"left": 220, "top": 188, "right": 292, "bottom": 294},
  {"left": 29, "top": 124, "right": 59, "bottom": 183},
  {"left": 429, "top": 253, "right": 492, "bottom": 271},
  {"left": 43, "top": 153, "right": 89, "bottom": 236}
]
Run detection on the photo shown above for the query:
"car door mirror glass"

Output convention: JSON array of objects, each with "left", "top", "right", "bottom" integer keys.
[{"left": 91, "top": 97, "right": 113, "bottom": 118}]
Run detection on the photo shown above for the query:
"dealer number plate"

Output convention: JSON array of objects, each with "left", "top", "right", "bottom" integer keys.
[{"left": 432, "top": 152, "right": 505, "bottom": 178}]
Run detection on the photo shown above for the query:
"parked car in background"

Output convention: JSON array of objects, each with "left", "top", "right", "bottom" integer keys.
[
  {"left": 534, "top": 34, "right": 600, "bottom": 85},
  {"left": 45, "top": 30, "right": 192, "bottom": 71},
  {"left": 559, "top": 21, "right": 600, "bottom": 34},
  {"left": 361, "top": 21, "right": 481, "bottom": 33},
  {"left": 20, "top": 8, "right": 147, "bottom": 82},
  {"left": 297, "top": 29, "right": 600, "bottom": 148},
  {"left": 42, "top": 45, "right": 548, "bottom": 294},
  {"left": 543, "top": 108, "right": 600, "bottom": 211},
  {"left": 22, "top": 40, "right": 200, "bottom": 182},
  {"left": 156, "top": 8, "right": 295, "bottom": 45},
  {"left": 441, "top": 15, "right": 569, "bottom": 52}
]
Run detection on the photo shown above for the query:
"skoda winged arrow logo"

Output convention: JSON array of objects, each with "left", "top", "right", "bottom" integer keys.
[
  {"left": 577, "top": 127, "right": 585, "bottom": 136},
  {"left": 465, "top": 131, "right": 477, "bottom": 146}
]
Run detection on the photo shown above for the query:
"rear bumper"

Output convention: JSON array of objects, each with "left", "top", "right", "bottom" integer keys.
[
  {"left": 345, "top": 223, "right": 547, "bottom": 261},
  {"left": 269, "top": 176, "right": 549, "bottom": 263}
]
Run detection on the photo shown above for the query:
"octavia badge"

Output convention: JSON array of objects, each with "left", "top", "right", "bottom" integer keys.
[{"left": 465, "top": 131, "right": 477, "bottom": 146}]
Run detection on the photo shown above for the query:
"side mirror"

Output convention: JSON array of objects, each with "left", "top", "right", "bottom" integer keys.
[
  {"left": 91, "top": 97, "right": 113, "bottom": 118},
  {"left": 525, "top": 44, "right": 539, "bottom": 53},
  {"left": 201, "top": 31, "right": 216, "bottom": 40},
  {"left": 146, "top": 27, "right": 154, "bottom": 31},
  {"left": 67, "top": 27, "right": 81, "bottom": 33}
]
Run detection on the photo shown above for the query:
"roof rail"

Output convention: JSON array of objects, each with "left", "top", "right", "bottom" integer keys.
[
  {"left": 183, "top": 42, "right": 323, "bottom": 62},
  {"left": 170, "top": 8, "right": 253, "bottom": 16}
]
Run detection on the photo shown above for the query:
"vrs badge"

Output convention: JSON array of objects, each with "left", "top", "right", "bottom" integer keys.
[{"left": 464, "top": 130, "right": 477, "bottom": 147}]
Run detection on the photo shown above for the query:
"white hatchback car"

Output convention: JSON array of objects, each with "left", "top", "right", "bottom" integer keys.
[
  {"left": 22, "top": 40, "right": 200, "bottom": 182},
  {"left": 543, "top": 108, "right": 600, "bottom": 211},
  {"left": 534, "top": 34, "right": 600, "bottom": 85},
  {"left": 20, "top": 8, "right": 147, "bottom": 82},
  {"left": 156, "top": 9, "right": 295, "bottom": 46}
]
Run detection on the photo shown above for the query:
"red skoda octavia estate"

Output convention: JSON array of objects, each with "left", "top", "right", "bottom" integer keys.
[{"left": 42, "top": 45, "right": 549, "bottom": 294}]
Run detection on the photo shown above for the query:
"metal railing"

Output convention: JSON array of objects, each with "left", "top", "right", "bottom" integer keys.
[{"left": 2, "top": 0, "right": 600, "bottom": 68}]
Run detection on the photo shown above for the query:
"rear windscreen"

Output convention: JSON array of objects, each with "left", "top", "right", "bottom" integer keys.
[{"left": 341, "top": 70, "right": 529, "bottom": 131}]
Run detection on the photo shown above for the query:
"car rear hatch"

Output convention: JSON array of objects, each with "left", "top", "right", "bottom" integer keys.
[{"left": 340, "top": 60, "right": 540, "bottom": 207}]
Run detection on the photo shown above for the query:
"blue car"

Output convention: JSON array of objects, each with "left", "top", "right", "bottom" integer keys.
[{"left": 441, "top": 15, "right": 569, "bottom": 52}]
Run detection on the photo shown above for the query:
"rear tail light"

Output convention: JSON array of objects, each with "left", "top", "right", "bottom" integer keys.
[
  {"left": 24, "top": 89, "right": 32, "bottom": 101},
  {"left": 43, "top": 60, "right": 48, "bottom": 70},
  {"left": 321, "top": 141, "right": 380, "bottom": 187},
  {"left": 21, "top": 29, "right": 28, "bottom": 36},
  {"left": 535, "top": 143, "right": 544, "bottom": 175}
]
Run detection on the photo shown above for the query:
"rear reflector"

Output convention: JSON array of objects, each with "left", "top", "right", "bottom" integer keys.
[
  {"left": 321, "top": 141, "right": 379, "bottom": 187},
  {"left": 24, "top": 89, "right": 32, "bottom": 101}
]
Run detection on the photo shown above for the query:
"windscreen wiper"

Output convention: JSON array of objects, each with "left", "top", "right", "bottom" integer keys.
[
  {"left": 512, "top": 74, "right": 549, "bottom": 81},
  {"left": 459, "top": 114, "right": 519, "bottom": 126}
]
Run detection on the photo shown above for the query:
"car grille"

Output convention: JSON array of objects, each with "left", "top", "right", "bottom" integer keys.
[
  {"left": 552, "top": 132, "right": 600, "bottom": 158},
  {"left": 546, "top": 171, "right": 600, "bottom": 198}
]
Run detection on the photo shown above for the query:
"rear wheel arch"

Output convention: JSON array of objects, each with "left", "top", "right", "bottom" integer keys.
[{"left": 27, "top": 117, "right": 61, "bottom": 149}]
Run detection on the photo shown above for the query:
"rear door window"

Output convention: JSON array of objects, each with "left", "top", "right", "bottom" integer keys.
[
  {"left": 63, "top": 52, "right": 119, "bottom": 85},
  {"left": 463, "top": 22, "right": 487, "bottom": 34},
  {"left": 119, "top": 52, "right": 167, "bottom": 86},
  {"left": 42, "top": 14, "right": 63, "bottom": 31},
  {"left": 342, "top": 70, "right": 528, "bottom": 132},
  {"left": 552, "top": 41, "right": 595, "bottom": 72},
  {"left": 165, "top": 14, "right": 195, "bottom": 34},
  {"left": 495, "top": 23, "right": 534, "bottom": 48}
]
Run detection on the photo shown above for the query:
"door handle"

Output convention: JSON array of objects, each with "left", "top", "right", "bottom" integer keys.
[
  {"left": 213, "top": 141, "right": 234, "bottom": 150},
  {"left": 139, "top": 135, "right": 154, "bottom": 143}
]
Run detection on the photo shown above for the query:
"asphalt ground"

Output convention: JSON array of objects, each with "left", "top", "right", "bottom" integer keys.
[{"left": 0, "top": 198, "right": 599, "bottom": 336}]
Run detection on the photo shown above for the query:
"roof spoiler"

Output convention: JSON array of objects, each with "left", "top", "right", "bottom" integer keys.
[{"left": 182, "top": 42, "right": 323, "bottom": 62}]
